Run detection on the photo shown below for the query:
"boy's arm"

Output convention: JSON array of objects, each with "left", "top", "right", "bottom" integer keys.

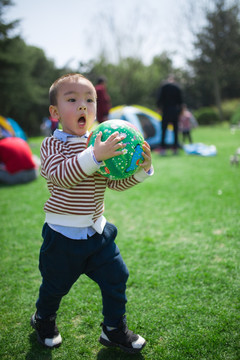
[
  {"left": 41, "top": 131, "right": 127, "bottom": 188},
  {"left": 40, "top": 137, "right": 100, "bottom": 188},
  {"left": 106, "top": 166, "right": 153, "bottom": 191}
]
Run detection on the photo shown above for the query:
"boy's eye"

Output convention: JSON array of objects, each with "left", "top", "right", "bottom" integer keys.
[
  {"left": 68, "top": 98, "right": 76, "bottom": 102},
  {"left": 87, "top": 98, "right": 94, "bottom": 103}
]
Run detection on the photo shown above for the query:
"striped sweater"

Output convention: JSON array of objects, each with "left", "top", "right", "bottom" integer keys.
[{"left": 40, "top": 135, "right": 152, "bottom": 233}]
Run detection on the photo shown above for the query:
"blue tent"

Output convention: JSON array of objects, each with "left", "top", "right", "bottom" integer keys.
[
  {"left": 0, "top": 115, "right": 27, "bottom": 140},
  {"left": 108, "top": 105, "right": 174, "bottom": 148},
  {"left": 6, "top": 117, "right": 27, "bottom": 140}
]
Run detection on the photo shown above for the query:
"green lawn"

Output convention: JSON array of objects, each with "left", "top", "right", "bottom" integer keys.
[{"left": 0, "top": 125, "right": 239, "bottom": 360}]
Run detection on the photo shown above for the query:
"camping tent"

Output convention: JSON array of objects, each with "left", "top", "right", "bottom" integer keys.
[
  {"left": 108, "top": 105, "right": 174, "bottom": 148},
  {"left": 0, "top": 116, "right": 27, "bottom": 140}
]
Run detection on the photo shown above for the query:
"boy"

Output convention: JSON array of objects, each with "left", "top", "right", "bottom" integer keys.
[{"left": 31, "top": 73, "right": 153, "bottom": 354}]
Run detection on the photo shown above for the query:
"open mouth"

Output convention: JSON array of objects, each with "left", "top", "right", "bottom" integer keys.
[{"left": 78, "top": 116, "right": 86, "bottom": 127}]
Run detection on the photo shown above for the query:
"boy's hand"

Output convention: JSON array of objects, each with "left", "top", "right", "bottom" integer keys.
[
  {"left": 93, "top": 131, "right": 126, "bottom": 162},
  {"left": 139, "top": 141, "right": 152, "bottom": 172}
]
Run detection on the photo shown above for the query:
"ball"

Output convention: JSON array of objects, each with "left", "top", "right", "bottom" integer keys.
[{"left": 87, "top": 119, "right": 144, "bottom": 180}]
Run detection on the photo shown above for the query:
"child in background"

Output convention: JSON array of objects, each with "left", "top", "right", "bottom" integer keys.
[
  {"left": 31, "top": 73, "right": 153, "bottom": 354},
  {"left": 178, "top": 104, "right": 197, "bottom": 144}
]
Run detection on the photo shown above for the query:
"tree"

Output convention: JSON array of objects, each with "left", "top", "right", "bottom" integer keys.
[
  {"left": 0, "top": 0, "right": 19, "bottom": 39},
  {"left": 80, "top": 53, "right": 175, "bottom": 111},
  {"left": 189, "top": 0, "right": 240, "bottom": 119},
  {"left": 0, "top": 0, "right": 68, "bottom": 135}
]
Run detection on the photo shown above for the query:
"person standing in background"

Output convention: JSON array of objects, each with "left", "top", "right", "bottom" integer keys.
[
  {"left": 156, "top": 75, "right": 183, "bottom": 155},
  {"left": 178, "top": 104, "right": 197, "bottom": 144},
  {"left": 95, "top": 77, "right": 112, "bottom": 123}
]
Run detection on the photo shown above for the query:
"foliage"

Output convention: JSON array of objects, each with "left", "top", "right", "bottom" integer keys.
[
  {"left": 193, "top": 107, "right": 220, "bottom": 125},
  {"left": 1, "top": 0, "right": 240, "bottom": 136},
  {"left": 0, "top": 0, "right": 178, "bottom": 137},
  {"left": 0, "top": 0, "right": 18, "bottom": 39},
  {"left": 0, "top": 37, "right": 56, "bottom": 134},
  {"left": 0, "top": 125, "right": 240, "bottom": 359},
  {"left": 221, "top": 98, "right": 240, "bottom": 122},
  {"left": 0, "top": 0, "right": 69, "bottom": 136},
  {"left": 230, "top": 106, "right": 240, "bottom": 125},
  {"left": 80, "top": 53, "right": 174, "bottom": 110},
  {"left": 188, "top": 0, "right": 240, "bottom": 117}
]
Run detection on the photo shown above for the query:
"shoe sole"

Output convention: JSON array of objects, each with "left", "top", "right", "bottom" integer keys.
[
  {"left": 30, "top": 315, "right": 62, "bottom": 349},
  {"left": 99, "top": 336, "right": 146, "bottom": 354}
]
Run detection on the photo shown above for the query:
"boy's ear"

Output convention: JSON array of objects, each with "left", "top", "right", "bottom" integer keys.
[{"left": 49, "top": 105, "right": 60, "bottom": 120}]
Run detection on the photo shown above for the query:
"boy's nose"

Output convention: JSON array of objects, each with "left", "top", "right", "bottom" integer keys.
[{"left": 78, "top": 105, "right": 87, "bottom": 111}]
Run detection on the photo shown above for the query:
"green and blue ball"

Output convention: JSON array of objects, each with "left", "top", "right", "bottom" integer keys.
[{"left": 87, "top": 119, "right": 144, "bottom": 180}]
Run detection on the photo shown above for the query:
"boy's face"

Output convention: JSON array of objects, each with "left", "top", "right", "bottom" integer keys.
[{"left": 49, "top": 77, "right": 97, "bottom": 136}]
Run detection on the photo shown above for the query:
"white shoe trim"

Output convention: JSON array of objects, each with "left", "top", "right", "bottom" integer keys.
[
  {"left": 45, "top": 333, "right": 62, "bottom": 347},
  {"left": 101, "top": 329, "right": 145, "bottom": 349},
  {"left": 132, "top": 335, "right": 146, "bottom": 349}
]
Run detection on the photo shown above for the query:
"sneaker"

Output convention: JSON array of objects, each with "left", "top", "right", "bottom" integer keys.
[
  {"left": 99, "top": 316, "right": 146, "bottom": 354},
  {"left": 30, "top": 312, "right": 62, "bottom": 348}
]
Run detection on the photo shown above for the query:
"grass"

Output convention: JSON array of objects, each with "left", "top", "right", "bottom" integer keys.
[{"left": 0, "top": 124, "right": 240, "bottom": 360}]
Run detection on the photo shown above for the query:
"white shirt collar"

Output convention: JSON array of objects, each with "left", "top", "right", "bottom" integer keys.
[{"left": 53, "top": 129, "right": 89, "bottom": 142}]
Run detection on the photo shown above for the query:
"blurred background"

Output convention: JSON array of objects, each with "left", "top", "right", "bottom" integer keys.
[{"left": 1, "top": 0, "right": 240, "bottom": 136}]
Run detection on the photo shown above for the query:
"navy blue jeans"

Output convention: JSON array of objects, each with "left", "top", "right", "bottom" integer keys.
[{"left": 36, "top": 222, "right": 129, "bottom": 327}]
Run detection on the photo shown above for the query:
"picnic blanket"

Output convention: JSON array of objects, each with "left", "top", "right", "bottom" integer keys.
[{"left": 183, "top": 143, "right": 217, "bottom": 156}]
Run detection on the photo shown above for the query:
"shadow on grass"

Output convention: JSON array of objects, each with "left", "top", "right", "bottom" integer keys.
[
  {"left": 0, "top": 182, "right": 36, "bottom": 188},
  {"left": 97, "top": 347, "right": 145, "bottom": 360},
  {"left": 26, "top": 333, "right": 146, "bottom": 360},
  {"left": 26, "top": 332, "right": 52, "bottom": 360}
]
